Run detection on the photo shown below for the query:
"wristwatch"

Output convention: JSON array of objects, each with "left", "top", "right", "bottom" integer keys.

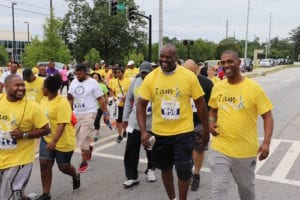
[{"left": 23, "top": 132, "right": 29, "bottom": 139}]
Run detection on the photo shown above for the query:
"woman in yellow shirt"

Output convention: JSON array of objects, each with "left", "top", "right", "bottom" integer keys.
[
  {"left": 207, "top": 65, "right": 220, "bottom": 85},
  {"left": 38, "top": 74, "right": 80, "bottom": 200}
]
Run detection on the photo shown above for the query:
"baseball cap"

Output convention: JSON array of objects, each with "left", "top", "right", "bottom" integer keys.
[
  {"left": 22, "top": 68, "right": 33, "bottom": 81},
  {"left": 100, "top": 60, "right": 105, "bottom": 64},
  {"left": 139, "top": 61, "right": 152, "bottom": 73},
  {"left": 127, "top": 60, "right": 134, "bottom": 66}
]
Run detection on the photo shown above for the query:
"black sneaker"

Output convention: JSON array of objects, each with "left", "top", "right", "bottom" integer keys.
[
  {"left": 116, "top": 135, "right": 123, "bottom": 143},
  {"left": 73, "top": 172, "right": 80, "bottom": 190},
  {"left": 123, "top": 131, "right": 127, "bottom": 138},
  {"left": 190, "top": 174, "right": 200, "bottom": 191},
  {"left": 37, "top": 193, "right": 51, "bottom": 200}
]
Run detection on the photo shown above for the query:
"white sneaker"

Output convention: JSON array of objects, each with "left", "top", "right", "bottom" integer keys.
[
  {"left": 123, "top": 179, "right": 139, "bottom": 188},
  {"left": 147, "top": 169, "right": 156, "bottom": 182}
]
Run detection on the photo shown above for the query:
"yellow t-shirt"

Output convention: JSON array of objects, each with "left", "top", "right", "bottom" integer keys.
[
  {"left": 108, "top": 77, "right": 118, "bottom": 91},
  {"left": 0, "top": 95, "right": 48, "bottom": 169},
  {"left": 209, "top": 76, "right": 220, "bottom": 85},
  {"left": 102, "top": 69, "right": 113, "bottom": 84},
  {"left": 124, "top": 68, "right": 139, "bottom": 80},
  {"left": 113, "top": 78, "right": 131, "bottom": 107},
  {"left": 32, "top": 66, "right": 39, "bottom": 75},
  {"left": 138, "top": 66, "right": 204, "bottom": 136},
  {"left": 208, "top": 77, "right": 273, "bottom": 158},
  {"left": 41, "top": 95, "right": 76, "bottom": 152},
  {"left": 25, "top": 76, "right": 44, "bottom": 103}
]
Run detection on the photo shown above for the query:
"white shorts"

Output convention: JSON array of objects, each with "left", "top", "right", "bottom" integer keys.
[{"left": 0, "top": 163, "right": 33, "bottom": 200}]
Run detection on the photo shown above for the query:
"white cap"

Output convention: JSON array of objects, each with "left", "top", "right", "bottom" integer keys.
[
  {"left": 127, "top": 60, "right": 135, "bottom": 66},
  {"left": 100, "top": 60, "right": 105, "bottom": 64}
]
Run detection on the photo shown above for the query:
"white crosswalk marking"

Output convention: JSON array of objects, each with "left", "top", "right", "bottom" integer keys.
[{"left": 81, "top": 136, "right": 300, "bottom": 186}]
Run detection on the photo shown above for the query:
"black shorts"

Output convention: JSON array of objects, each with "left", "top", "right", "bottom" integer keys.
[
  {"left": 151, "top": 132, "right": 194, "bottom": 172},
  {"left": 117, "top": 106, "right": 124, "bottom": 123}
]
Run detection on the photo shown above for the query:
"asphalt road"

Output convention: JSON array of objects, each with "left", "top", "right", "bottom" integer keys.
[{"left": 25, "top": 65, "right": 300, "bottom": 200}]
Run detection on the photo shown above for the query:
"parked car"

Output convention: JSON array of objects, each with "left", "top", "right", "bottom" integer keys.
[
  {"left": 240, "top": 58, "right": 253, "bottom": 72},
  {"left": 259, "top": 59, "right": 273, "bottom": 67}
]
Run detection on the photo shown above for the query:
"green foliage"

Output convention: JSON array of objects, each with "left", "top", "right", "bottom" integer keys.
[
  {"left": 215, "top": 39, "right": 241, "bottom": 59},
  {"left": 0, "top": 45, "right": 9, "bottom": 66},
  {"left": 84, "top": 48, "right": 101, "bottom": 67},
  {"left": 125, "top": 52, "right": 144, "bottom": 67},
  {"left": 63, "top": 0, "right": 147, "bottom": 64},
  {"left": 289, "top": 26, "right": 300, "bottom": 60},
  {"left": 22, "top": 16, "right": 71, "bottom": 67}
]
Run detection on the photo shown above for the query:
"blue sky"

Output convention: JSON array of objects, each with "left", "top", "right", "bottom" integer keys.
[{"left": 0, "top": 0, "right": 299, "bottom": 43}]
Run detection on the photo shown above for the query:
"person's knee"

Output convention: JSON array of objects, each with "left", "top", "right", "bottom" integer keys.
[{"left": 176, "top": 169, "right": 192, "bottom": 181}]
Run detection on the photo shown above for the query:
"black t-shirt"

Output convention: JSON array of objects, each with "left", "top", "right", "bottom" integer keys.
[{"left": 193, "top": 74, "right": 213, "bottom": 125}]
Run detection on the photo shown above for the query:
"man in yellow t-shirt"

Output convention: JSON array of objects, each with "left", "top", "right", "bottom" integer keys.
[
  {"left": 137, "top": 44, "right": 210, "bottom": 200},
  {"left": 208, "top": 50, "right": 274, "bottom": 200},
  {"left": 23, "top": 68, "right": 44, "bottom": 103},
  {"left": 0, "top": 74, "right": 49, "bottom": 200},
  {"left": 124, "top": 60, "right": 139, "bottom": 81}
]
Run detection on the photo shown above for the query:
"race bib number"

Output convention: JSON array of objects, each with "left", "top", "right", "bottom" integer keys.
[
  {"left": 190, "top": 98, "right": 197, "bottom": 112},
  {"left": 74, "top": 98, "right": 86, "bottom": 111},
  {"left": 146, "top": 103, "right": 152, "bottom": 116},
  {"left": 161, "top": 99, "right": 180, "bottom": 120},
  {"left": 0, "top": 130, "right": 17, "bottom": 149}
]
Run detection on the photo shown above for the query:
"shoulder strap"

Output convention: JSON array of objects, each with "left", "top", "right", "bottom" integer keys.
[{"left": 117, "top": 79, "right": 125, "bottom": 96}]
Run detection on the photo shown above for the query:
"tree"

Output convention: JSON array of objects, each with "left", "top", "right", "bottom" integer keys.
[
  {"left": 22, "top": 14, "right": 71, "bottom": 67},
  {"left": 84, "top": 48, "right": 101, "bottom": 68},
  {"left": 215, "top": 39, "right": 241, "bottom": 59},
  {"left": 290, "top": 26, "right": 300, "bottom": 61},
  {"left": 62, "top": 0, "right": 147, "bottom": 64},
  {"left": 0, "top": 45, "right": 9, "bottom": 66}
]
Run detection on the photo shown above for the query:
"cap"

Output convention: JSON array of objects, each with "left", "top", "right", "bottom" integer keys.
[
  {"left": 127, "top": 60, "right": 134, "bottom": 66},
  {"left": 100, "top": 60, "right": 105, "bottom": 64},
  {"left": 139, "top": 61, "right": 152, "bottom": 73},
  {"left": 75, "top": 63, "right": 87, "bottom": 72},
  {"left": 22, "top": 68, "right": 33, "bottom": 81}
]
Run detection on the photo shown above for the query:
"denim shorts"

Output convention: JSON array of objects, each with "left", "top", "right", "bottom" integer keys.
[
  {"left": 39, "top": 137, "right": 74, "bottom": 165},
  {"left": 151, "top": 132, "right": 194, "bottom": 172}
]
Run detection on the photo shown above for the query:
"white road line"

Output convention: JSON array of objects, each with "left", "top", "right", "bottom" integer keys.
[
  {"left": 255, "top": 139, "right": 281, "bottom": 173},
  {"left": 271, "top": 142, "right": 300, "bottom": 179}
]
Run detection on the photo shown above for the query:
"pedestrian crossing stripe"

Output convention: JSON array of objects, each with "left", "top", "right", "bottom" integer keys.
[{"left": 75, "top": 137, "right": 300, "bottom": 187}]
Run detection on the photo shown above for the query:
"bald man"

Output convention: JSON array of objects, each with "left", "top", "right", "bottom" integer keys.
[{"left": 183, "top": 59, "right": 213, "bottom": 191}]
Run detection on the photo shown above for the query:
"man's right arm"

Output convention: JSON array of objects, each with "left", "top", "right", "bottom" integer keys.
[{"left": 136, "top": 97, "right": 150, "bottom": 148}]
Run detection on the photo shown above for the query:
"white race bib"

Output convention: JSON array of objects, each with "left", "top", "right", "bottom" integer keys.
[
  {"left": 146, "top": 103, "right": 152, "bottom": 116},
  {"left": 74, "top": 98, "right": 86, "bottom": 111},
  {"left": 190, "top": 98, "right": 197, "bottom": 112},
  {"left": 0, "top": 130, "right": 17, "bottom": 149},
  {"left": 161, "top": 99, "right": 180, "bottom": 120}
]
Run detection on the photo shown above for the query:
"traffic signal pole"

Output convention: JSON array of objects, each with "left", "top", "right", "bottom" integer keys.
[{"left": 129, "top": 10, "right": 152, "bottom": 62}]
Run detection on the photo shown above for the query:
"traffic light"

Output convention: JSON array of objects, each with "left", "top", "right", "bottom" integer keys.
[
  {"left": 183, "top": 40, "right": 188, "bottom": 46},
  {"left": 111, "top": 0, "right": 117, "bottom": 16},
  {"left": 128, "top": 7, "right": 136, "bottom": 21}
]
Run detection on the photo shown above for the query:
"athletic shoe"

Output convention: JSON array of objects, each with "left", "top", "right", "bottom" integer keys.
[
  {"left": 73, "top": 172, "right": 80, "bottom": 190},
  {"left": 147, "top": 169, "right": 156, "bottom": 182},
  {"left": 123, "top": 179, "right": 139, "bottom": 188},
  {"left": 87, "top": 146, "right": 93, "bottom": 161},
  {"left": 77, "top": 162, "right": 89, "bottom": 173},
  {"left": 37, "top": 193, "right": 51, "bottom": 200},
  {"left": 190, "top": 174, "right": 200, "bottom": 191},
  {"left": 116, "top": 135, "right": 123, "bottom": 143},
  {"left": 27, "top": 193, "right": 39, "bottom": 200},
  {"left": 123, "top": 131, "right": 127, "bottom": 138}
]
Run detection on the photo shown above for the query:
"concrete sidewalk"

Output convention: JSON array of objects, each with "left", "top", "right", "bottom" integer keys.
[{"left": 244, "top": 65, "right": 288, "bottom": 78}]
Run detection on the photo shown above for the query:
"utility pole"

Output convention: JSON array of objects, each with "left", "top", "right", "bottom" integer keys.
[
  {"left": 268, "top": 12, "right": 272, "bottom": 56},
  {"left": 50, "top": 0, "right": 53, "bottom": 32},
  {"left": 12, "top": 2, "right": 17, "bottom": 61},
  {"left": 158, "top": 0, "right": 163, "bottom": 56},
  {"left": 244, "top": 0, "right": 250, "bottom": 59},
  {"left": 226, "top": 19, "right": 228, "bottom": 39}
]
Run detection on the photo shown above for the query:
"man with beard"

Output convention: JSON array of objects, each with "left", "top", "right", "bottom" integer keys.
[
  {"left": 208, "top": 50, "right": 274, "bottom": 200},
  {"left": 0, "top": 74, "right": 49, "bottom": 200},
  {"left": 137, "top": 44, "right": 210, "bottom": 200},
  {"left": 68, "top": 64, "right": 110, "bottom": 173}
]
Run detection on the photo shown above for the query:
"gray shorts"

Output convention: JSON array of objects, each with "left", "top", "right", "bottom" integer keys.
[{"left": 0, "top": 163, "right": 33, "bottom": 200}]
